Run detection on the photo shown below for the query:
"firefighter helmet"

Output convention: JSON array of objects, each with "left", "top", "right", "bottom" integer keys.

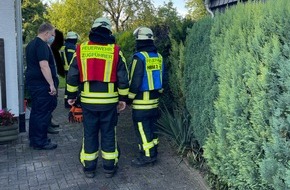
[
  {"left": 133, "top": 27, "right": 154, "bottom": 40},
  {"left": 92, "top": 17, "right": 112, "bottom": 32},
  {"left": 65, "top": 31, "right": 79, "bottom": 40}
]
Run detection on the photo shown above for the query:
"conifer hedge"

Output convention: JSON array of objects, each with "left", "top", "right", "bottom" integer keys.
[
  {"left": 202, "top": 0, "right": 290, "bottom": 189},
  {"left": 184, "top": 16, "right": 216, "bottom": 147}
]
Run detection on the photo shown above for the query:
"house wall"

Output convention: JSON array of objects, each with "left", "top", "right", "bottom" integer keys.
[{"left": 0, "top": 0, "right": 19, "bottom": 115}]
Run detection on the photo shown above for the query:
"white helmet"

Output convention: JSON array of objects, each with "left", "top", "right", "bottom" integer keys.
[
  {"left": 133, "top": 27, "right": 154, "bottom": 40},
  {"left": 92, "top": 17, "right": 112, "bottom": 32},
  {"left": 66, "top": 31, "right": 79, "bottom": 40}
]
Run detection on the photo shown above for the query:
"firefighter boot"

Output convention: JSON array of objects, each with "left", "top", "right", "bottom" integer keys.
[
  {"left": 104, "top": 165, "right": 118, "bottom": 178},
  {"left": 131, "top": 156, "right": 157, "bottom": 168}
]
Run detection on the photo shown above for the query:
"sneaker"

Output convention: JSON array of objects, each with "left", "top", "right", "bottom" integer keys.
[
  {"left": 33, "top": 143, "right": 57, "bottom": 150},
  {"left": 84, "top": 171, "right": 95, "bottom": 178},
  {"left": 51, "top": 123, "right": 59, "bottom": 128},
  {"left": 131, "top": 157, "right": 156, "bottom": 168},
  {"left": 47, "top": 126, "right": 59, "bottom": 134},
  {"left": 104, "top": 166, "right": 118, "bottom": 178},
  {"left": 51, "top": 120, "right": 60, "bottom": 128}
]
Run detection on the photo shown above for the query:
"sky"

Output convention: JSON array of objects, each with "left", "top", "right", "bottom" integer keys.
[
  {"left": 153, "top": 0, "right": 187, "bottom": 16},
  {"left": 41, "top": 0, "right": 187, "bottom": 16}
]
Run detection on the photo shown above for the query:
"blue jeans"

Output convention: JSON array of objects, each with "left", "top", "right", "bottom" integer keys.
[{"left": 28, "top": 85, "right": 57, "bottom": 147}]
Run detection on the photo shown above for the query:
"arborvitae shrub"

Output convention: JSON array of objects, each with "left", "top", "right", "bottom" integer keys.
[
  {"left": 203, "top": 0, "right": 290, "bottom": 189},
  {"left": 184, "top": 16, "right": 216, "bottom": 147}
]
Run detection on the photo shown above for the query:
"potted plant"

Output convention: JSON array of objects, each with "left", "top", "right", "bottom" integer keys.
[{"left": 0, "top": 109, "right": 18, "bottom": 144}]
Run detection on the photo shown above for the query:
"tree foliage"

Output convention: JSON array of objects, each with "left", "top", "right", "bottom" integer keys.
[
  {"left": 98, "top": 0, "right": 155, "bottom": 32},
  {"left": 185, "top": 0, "right": 208, "bottom": 20},
  {"left": 46, "top": 0, "right": 102, "bottom": 42},
  {"left": 22, "top": 0, "right": 47, "bottom": 43}
]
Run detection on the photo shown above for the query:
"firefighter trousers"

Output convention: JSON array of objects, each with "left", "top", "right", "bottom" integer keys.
[
  {"left": 80, "top": 105, "right": 119, "bottom": 172},
  {"left": 132, "top": 109, "right": 159, "bottom": 159}
]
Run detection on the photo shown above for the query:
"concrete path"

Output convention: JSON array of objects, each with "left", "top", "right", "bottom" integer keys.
[{"left": 0, "top": 89, "right": 209, "bottom": 190}]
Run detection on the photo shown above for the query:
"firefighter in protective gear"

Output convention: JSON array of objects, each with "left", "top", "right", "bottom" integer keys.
[
  {"left": 60, "top": 31, "right": 79, "bottom": 108},
  {"left": 129, "top": 26, "right": 164, "bottom": 167},
  {"left": 66, "top": 17, "right": 129, "bottom": 178}
]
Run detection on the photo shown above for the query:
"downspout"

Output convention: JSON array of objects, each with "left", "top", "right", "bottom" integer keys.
[
  {"left": 15, "top": 0, "right": 26, "bottom": 132},
  {"left": 204, "top": 0, "right": 214, "bottom": 18}
]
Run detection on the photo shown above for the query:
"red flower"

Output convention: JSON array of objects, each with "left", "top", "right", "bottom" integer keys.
[{"left": 0, "top": 109, "right": 18, "bottom": 127}]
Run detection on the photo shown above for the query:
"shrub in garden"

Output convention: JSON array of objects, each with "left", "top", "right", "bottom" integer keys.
[
  {"left": 203, "top": 0, "right": 290, "bottom": 189},
  {"left": 184, "top": 16, "right": 216, "bottom": 147}
]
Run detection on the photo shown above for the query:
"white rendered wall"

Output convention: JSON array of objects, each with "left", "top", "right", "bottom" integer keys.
[{"left": 0, "top": 0, "right": 19, "bottom": 116}]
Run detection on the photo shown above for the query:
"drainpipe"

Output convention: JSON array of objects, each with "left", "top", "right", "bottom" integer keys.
[
  {"left": 204, "top": 0, "right": 214, "bottom": 18},
  {"left": 15, "top": 0, "right": 26, "bottom": 133}
]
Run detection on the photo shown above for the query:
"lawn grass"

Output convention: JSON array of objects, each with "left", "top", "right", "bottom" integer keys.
[{"left": 59, "top": 76, "right": 66, "bottom": 89}]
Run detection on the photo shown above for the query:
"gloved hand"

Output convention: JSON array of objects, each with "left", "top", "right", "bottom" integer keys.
[
  {"left": 68, "top": 104, "right": 83, "bottom": 123},
  {"left": 126, "top": 98, "right": 133, "bottom": 106}
]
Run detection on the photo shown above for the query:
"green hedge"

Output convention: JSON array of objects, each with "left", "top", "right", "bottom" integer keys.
[
  {"left": 203, "top": 0, "right": 290, "bottom": 189},
  {"left": 184, "top": 16, "right": 217, "bottom": 147}
]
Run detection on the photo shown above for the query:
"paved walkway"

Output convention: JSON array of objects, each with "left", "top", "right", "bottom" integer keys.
[{"left": 0, "top": 89, "right": 209, "bottom": 190}]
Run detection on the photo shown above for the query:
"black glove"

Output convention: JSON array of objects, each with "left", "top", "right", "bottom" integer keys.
[{"left": 126, "top": 98, "right": 133, "bottom": 105}]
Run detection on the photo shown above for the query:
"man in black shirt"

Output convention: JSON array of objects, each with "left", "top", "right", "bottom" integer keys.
[{"left": 25, "top": 23, "right": 59, "bottom": 150}]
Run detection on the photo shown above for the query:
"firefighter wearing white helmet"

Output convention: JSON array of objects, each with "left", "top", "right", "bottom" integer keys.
[
  {"left": 129, "top": 26, "right": 164, "bottom": 167},
  {"left": 91, "top": 17, "right": 112, "bottom": 32},
  {"left": 65, "top": 31, "right": 79, "bottom": 40},
  {"left": 66, "top": 17, "right": 129, "bottom": 178},
  {"left": 133, "top": 27, "right": 154, "bottom": 40},
  {"left": 59, "top": 31, "right": 79, "bottom": 108}
]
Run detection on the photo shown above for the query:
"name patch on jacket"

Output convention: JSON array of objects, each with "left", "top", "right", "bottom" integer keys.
[{"left": 146, "top": 57, "right": 162, "bottom": 70}]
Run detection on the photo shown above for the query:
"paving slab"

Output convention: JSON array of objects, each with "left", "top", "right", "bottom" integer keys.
[{"left": 0, "top": 89, "right": 209, "bottom": 190}]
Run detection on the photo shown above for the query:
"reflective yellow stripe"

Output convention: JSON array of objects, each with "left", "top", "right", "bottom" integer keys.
[
  {"left": 133, "top": 99, "right": 158, "bottom": 104},
  {"left": 153, "top": 138, "right": 159, "bottom": 145},
  {"left": 128, "top": 92, "right": 136, "bottom": 99},
  {"left": 143, "top": 141, "right": 155, "bottom": 150},
  {"left": 102, "top": 151, "right": 118, "bottom": 160},
  {"left": 81, "top": 97, "right": 118, "bottom": 104},
  {"left": 67, "top": 49, "right": 75, "bottom": 53},
  {"left": 119, "top": 51, "right": 127, "bottom": 69},
  {"left": 129, "top": 60, "right": 137, "bottom": 86},
  {"left": 158, "top": 88, "right": 164, "bottom": 93},
  {"left": 60, "top": 46, "right": 69, "bottom": 70},
  {"left": 80, "top": 138, "right": 99, "bottom": 166},
  {"left": 80, "top": 42, "right": 89, "bottom": 81},
  {"left": 67, "top": 84, "right": 78, "bottom": 92},
  {"left": 138, "top": 122, "right": 150, "bottom": 157},
  {"left": 132, "top": 104, "right": 158, "bottom": 109},
  {"left": 81, "top": 91, "right": 118, "bottom": 98},
  {"left": 143, "top": 52, "right": 154, "bottom": 90},
  {"left": 101, "top": 126, "right": 119, "bottom": 165},
  {"left": 118, "top": 88, "right": 129, "bottom": 96},
  {"left": 108, "top": 83, "right": 114, "bottom": 93},
  {"left": 144, "top": 91, "right": 149, "bottom": 100}
]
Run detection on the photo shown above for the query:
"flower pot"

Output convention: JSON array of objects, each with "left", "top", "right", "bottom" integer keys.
[{"left": 0, "top": 124, "right": 18, "bottom": 144}]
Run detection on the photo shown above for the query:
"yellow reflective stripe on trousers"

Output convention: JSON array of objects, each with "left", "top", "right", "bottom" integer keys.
[
  {"left": 138, "top": 122, "right": 154, "bottom": 157},
  {"left": 153, "top": 138, "right": 159, "bottom": 145},
  {"left": 101, "top": 126, "right": 119, "bottom": 165},
  {"left": 102, "top": 151, "right": 118, "bottom": 160},
  {"left": 67, "top": 84, "right": 78, "bottom": 93},
  {"left": 80, "top": 138, "right": 99, "bottom": 166}
]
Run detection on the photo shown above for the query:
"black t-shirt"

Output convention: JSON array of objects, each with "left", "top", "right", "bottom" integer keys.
[{"left": 25, "top": 37, "right": 58, "bottom": 87}]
